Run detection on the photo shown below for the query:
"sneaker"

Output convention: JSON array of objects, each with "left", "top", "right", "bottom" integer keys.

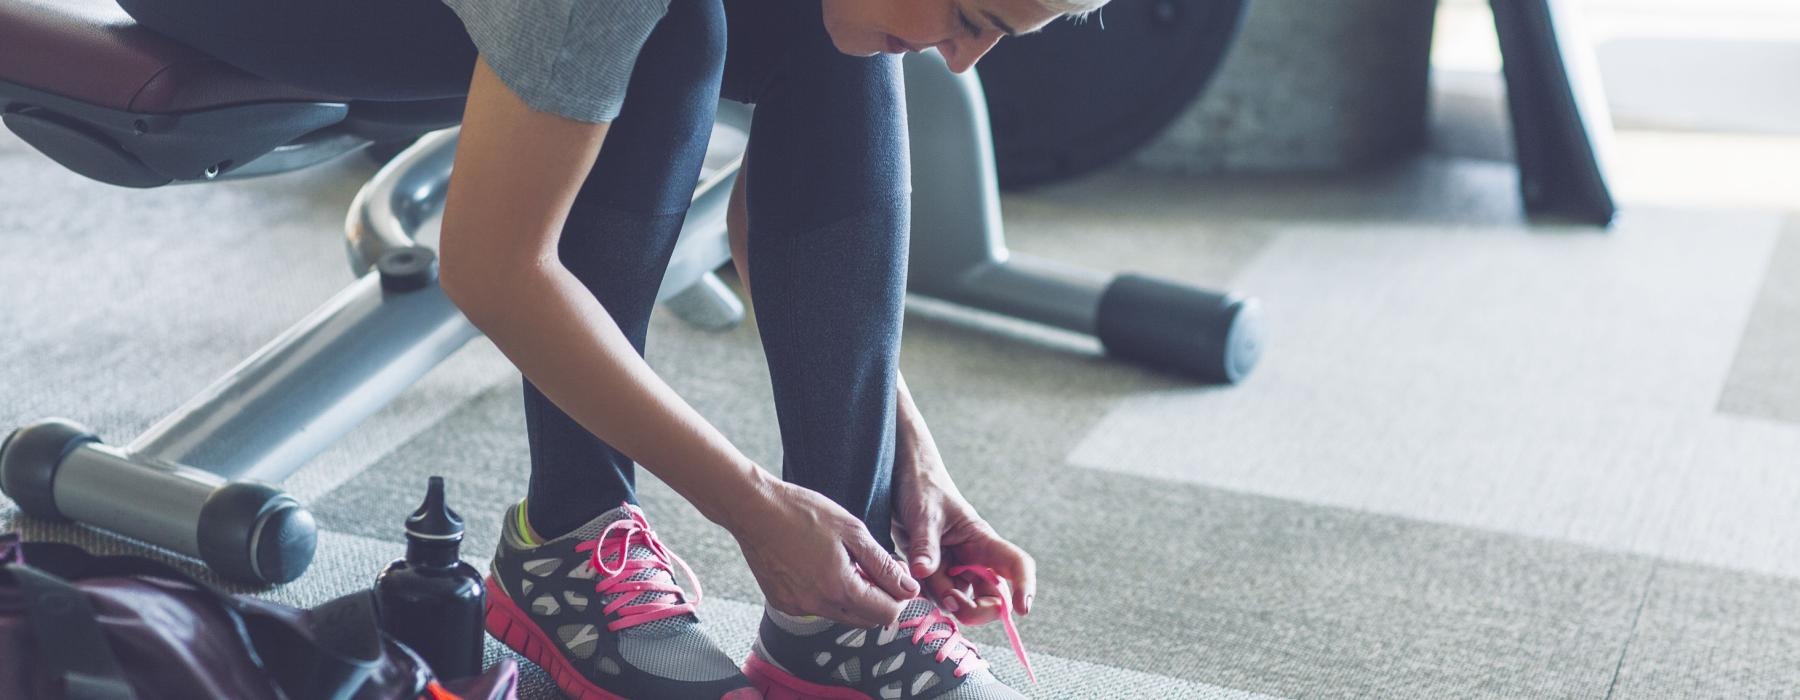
[
  {"left": 484, "top": 501, "right": 759, "bottom": 700},
  {"left": 743, "top": 569, "right": 1035, "bottom": 700}
]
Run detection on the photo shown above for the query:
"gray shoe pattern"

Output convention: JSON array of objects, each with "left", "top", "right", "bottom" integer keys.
[
  {"left": 490, "top": 502, "right": 752, "bottom": 699},
  {"left": 753, "top": 600, "right": 1027, "bottom": 700}
]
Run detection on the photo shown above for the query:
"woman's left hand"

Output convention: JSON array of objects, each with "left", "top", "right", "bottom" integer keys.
[{"left": 892, "top": 434, "right": 1037, "bottom": 626}]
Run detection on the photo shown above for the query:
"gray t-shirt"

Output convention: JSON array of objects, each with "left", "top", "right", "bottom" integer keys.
[{"left": 440, "top": 0, "right": 671, "bottom": 123}]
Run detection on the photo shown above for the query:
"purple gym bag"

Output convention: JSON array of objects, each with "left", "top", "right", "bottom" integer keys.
[{"left": 0, "top": 534, "right": 518, "bottom": 700}]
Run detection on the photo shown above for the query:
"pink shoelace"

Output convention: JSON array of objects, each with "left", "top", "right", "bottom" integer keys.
[
  {"left": 572, "top": 507, "right": 702, "bottom": 632},
  {"left": 904, "top": 565, "right": 1037, "bottom": 683}
]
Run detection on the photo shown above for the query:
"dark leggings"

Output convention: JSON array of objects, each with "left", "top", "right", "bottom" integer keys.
[{"left": 119, "top": 0, "right": 910, "bottom": 548}]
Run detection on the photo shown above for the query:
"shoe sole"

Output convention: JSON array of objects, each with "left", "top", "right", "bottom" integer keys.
[
  {"left": 486, "top": 576, "right": 762, "bottom": 700},
  {"left": 485, "top": 576, "right": 631, "bottom": 700},
  {"left": 742, "top": 653, "right": 873, "bottom": 700}
]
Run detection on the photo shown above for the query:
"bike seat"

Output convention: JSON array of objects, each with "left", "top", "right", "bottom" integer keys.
[
  {"left": 0, "top": 0, "right": 341, "bottom": 113},
  {"left": 0, "top": 0, "right": 460, "bottom": 188}
]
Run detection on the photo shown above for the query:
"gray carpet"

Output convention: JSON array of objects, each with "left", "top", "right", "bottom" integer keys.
[{"left": 9, "top": 75, "right": 1800, "bottom": 699}]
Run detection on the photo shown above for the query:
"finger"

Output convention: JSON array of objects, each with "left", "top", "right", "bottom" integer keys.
[
  {"left": 952, "top": 578, "right": 976, "bottom": 606},
  {"left": 955, "top": 595, "right": 1003, "bottom": 626},
  {"left": 845, "top": 532, "right": 921, "bottom": 602},
  {"left": 970, "top": 575, "right": 1005, "bottom": 603},
  {"left": 835, "top": 578, "right": 907, "bottom": 628},
  {"left": 905, "top": 510, "right": 944, "bottom": 580},
  {"left": 991, "top": 541, "right": 1038, "bottom": 615},
  {"left": 922, "top": 571, "right": 960, "bottom": 613},
  {"left": 940, "top": 548, "right": 983, "bottom": 611},
  {"left": 944, "top": 587, "right": 981, "bottom": 622}
]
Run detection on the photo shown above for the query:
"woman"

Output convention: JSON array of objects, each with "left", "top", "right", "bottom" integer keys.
[{"left": 117, "top": 0, "right": 1103, "bottom": 697}]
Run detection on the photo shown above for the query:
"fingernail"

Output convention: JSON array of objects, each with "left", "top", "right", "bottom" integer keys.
[
  {"left": 1024, "top": 594, "right": 1034, "bottom": 614},
  {"left": 944, "top": 597, "right": 960, "bottom": 613}
]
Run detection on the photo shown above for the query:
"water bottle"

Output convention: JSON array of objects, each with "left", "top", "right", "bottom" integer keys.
[{"left": 375, "top": 476, "right": 485, "bottom": 680}]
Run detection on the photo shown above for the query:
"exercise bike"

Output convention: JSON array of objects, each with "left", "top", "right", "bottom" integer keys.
[{"left": 0, "top": 0, "right": 1261, "bottom": 584}]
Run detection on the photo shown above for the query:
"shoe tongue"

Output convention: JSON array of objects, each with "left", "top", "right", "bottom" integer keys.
[
  {"left": 571, "top": 506, "right": 689, "bottom": 634},
  {"left": 597, "top": 543, "right": 674, "bottom": 604},
  {"left": 896, "top": 600, "right": 996, "bottom": 684},
  {"left": 565, "top": 503, "right": 641, "bottom": 541},
  {"left": 898, "top": 598, "right": 937, "bottom": 624},
  {"left": 898, "top": 599, "right": 962, "bottom": 654}
]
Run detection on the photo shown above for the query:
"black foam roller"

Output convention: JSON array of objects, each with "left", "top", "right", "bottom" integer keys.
[
  {"left": 197, "top": 482, "right": 317, "bottom": 585},
  {"left": 1096, "top": 274, "right": 1262, "bottom": 383},
  {"left": 0, "top": 419, "right": 98, "bottom": 522}
]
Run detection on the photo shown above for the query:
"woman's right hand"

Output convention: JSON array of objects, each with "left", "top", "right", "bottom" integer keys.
[{"left": 729, "top": 475, "right": 920, "bottom": 628}]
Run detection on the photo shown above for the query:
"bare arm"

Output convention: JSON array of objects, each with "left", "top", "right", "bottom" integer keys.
[
  {"left": 438, "top": 58, "right": 915, "bottom": 625},
  {"left": 440, "top": 57, "right": 762, "bottom": 529}
]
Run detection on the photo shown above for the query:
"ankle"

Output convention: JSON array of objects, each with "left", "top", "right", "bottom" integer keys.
[{"left": 520, "top": 499, "right": 626, "bottom": 543}]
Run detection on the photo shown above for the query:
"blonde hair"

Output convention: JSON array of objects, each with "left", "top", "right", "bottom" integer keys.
[{"left": 1038, "top": 0, "right": 1109, "bottom": 19}]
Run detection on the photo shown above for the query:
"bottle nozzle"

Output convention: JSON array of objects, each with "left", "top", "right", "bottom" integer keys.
[{"left": 406, "top": 476, "right": 465, "bottom": 541}]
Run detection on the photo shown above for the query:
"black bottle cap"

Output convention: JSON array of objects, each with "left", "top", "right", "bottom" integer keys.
[{"left": 405, "top": 476, "right": 464, "bottom": 542}]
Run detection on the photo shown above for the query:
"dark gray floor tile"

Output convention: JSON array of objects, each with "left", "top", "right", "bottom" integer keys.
[
  {"left": 311, "top": 291, "right": 1651, "bottom": 699},
  {"left": 1608, "top": 562, "right": 1800, "bottom": 699}
]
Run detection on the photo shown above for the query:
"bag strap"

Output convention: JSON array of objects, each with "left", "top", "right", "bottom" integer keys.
[
  {"left": 0, "top": 533, "right": 23, "bottom": 565},
  {"left": 8, "top": 542, "right": 405, "bottom": 700},
  {"left": 4, "top": 562, "right": 136, "bottom": 700},
  {"left": 8, "top": 543, "right": 277, "bottom": 673}
]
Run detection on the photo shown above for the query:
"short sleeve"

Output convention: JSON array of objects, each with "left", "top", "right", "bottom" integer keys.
[{"left": 440, "top": 0, "right": 671, "bottom": 123}]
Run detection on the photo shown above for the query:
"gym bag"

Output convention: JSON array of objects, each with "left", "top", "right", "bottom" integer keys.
[{"left": 0, "top": 534, "right": 519, "bottom": 700}]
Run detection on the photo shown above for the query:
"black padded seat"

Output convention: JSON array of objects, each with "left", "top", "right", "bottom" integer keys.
[
  {"left": 0, "top": 0, "right": 469, "bottom": 187},
  {"left": 0, "top": 0, "right": 343, "bottom": 113}
]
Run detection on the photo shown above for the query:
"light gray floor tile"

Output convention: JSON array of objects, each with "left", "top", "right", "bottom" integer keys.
[
  {"left": 1067, "top": 207, "right": 1800, "bottom": 575},
  {"left": 1600, "top": 38, "right": 1800, "bottom": 135},
  {"left": 1719, "top": 215, "right": 1800, "bottom": 426}
]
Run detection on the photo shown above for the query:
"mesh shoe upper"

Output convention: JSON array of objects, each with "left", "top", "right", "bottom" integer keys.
[
  {"left": 490, "top": 502, "right": 750, "bottom": 698},
  {"left": 754, "top": 599, "right": 1028, "bottom": 700}
]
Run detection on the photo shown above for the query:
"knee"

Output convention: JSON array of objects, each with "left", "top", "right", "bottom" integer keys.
[{"left": 641, "top": 0, "right": 728, "bottom": 89}]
